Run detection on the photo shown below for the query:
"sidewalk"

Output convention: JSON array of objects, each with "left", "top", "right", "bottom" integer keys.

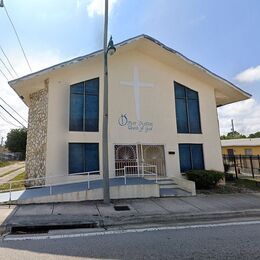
[
  {"left": 0, "top": 167, "right": 25, "bottom": 183},
  {"left": 0, "top": 162, "right": 25, "bottom": 177},
  {"left": 1, "top": 193, "right": 260, "bottom": 234}
]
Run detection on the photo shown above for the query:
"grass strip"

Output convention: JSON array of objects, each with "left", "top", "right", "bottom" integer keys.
[
  {"left": 0, "top": 172, "right": 26, "bottom": 192},
  {"left": 0, "top": 166, "right": 25, "bottom": 178}
]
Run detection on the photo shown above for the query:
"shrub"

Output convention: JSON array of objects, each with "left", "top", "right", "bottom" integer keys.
[{"left": 186, "top": 170, "right": 224, "bottom": 189}]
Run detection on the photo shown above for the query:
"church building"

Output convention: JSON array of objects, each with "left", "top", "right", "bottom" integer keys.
[{"left": 8, "top": 35, "right": 250, "bottom": 200}]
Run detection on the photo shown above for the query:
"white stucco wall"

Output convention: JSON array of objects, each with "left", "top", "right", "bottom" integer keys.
[{"left": 42, "top": 48, "right": 223, "bottom": 184}]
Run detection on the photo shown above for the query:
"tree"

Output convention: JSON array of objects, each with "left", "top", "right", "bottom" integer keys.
[
  {"left": 220, "top": 131, "right": 246, "bottom": 140},
  {"left": 5, "top": 128, "right": 27, "bottom": 160},
  {"left": 248, "top": 132, "right": 260, "bottom": 138}
]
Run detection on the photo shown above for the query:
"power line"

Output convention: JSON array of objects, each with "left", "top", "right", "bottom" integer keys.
[
  {"left": 0, "top": 96, "right": 27, "bottom": 123},
  {"left": 2, "top": 3, "right": 32, "bottom": 72},
  {"left": 0, "top": 67, "right": 8, "bottom": 81},
  {"left": 0, "top": 45, "right": 18, "bottom": 77},
  {"left": 0, "top": 104, "right": 26, "bottom": 128},
  {"left": 0, "top": 56, "right": 14, "bottom": 78},
  {"left": 0, "top": 111, "right": 19, "bottom": 128}
]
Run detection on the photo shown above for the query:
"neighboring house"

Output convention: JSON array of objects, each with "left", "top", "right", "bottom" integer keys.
[
  {"left": 222, "top": 138, "right": 260, "bottom": 156},
  {"left": 8, "top": 35, "right": 250, "bottom": 189}
]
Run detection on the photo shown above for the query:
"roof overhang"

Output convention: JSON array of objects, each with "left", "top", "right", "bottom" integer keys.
[{"left": 9, "top": 34, "right": 251, "bottom": 106}]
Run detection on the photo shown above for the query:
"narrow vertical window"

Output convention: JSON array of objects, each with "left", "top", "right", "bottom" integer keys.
[{"left": 174, "top": 82, "right": 201, "bottom": 134}]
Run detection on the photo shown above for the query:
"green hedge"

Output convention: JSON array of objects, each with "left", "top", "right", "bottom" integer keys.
[{"left": 186, "top": 170, "right": 224, "bottom": 189}]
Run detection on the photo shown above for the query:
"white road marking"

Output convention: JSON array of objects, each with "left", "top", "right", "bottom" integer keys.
[{"left": 4, "top": 220, "right": 260, "bottom": 241}]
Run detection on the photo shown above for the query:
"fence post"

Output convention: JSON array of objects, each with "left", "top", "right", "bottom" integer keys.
[
  {"left": 88, "top": 172, "right": 90, "bottom": 190},
  {"left": 9, "top": 182, "right": 11, "bottom": 208},
  {"left": 233, "top": 155, "right": 238, "bottom": 179},
  {"left": 124, "top": 167, "right": 127, "bottom": 185},
  {"left": 258, "top": 155, "right": 260, "bottom": 170},
  {"left": 250, "top": 155, "right": 254, "bottom": 179},
  {"left": 239, "top": 154, "right": 242, "bottom": 168}
]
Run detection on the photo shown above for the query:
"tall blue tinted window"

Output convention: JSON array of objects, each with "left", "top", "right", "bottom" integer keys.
[
  {"left": 174, "top": 82, "right": 201, "bottom": 134},
  {"left": 70, "top": 78, "right": 99, "bottom": 131},
  {"left": 69, "top": 143, "right": 99, "bottom": 174},
  {"left": 179, "top": 144, "right": 204, "bottom": 172}
]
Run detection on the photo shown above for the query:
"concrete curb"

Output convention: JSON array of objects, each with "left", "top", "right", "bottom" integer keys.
[
  {"left": 2, "top": 209, "right": 260, "bottom": 236},
  {"left": 103, "top": 209, "right": 260, "bottom": 227}
]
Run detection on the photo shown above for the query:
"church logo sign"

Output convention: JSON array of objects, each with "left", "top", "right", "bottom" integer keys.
[{"left": 118, "top": 114, "right": 153, "bottom": 133}]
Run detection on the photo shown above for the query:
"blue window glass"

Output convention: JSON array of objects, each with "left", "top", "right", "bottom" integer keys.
[
  {"left": 69, "top": 143, "right": 99, "bottom": 174},
  {"left": 188, "top": 99, "right": 201, "bottom": 133},
  {"left": 179, "top": 144, "right": 192, "bottom": 172},
  {"left": 174, "top": 82, "right": 201, "bottom": 134},
  {"left": 187, "top": 89, "right": 198, "bottom": 99},
  {"left": 85, "top": 143, "right": 99, "bottom": 172},
  {"left": 175, "top": 83, "right": 186, "bottom": 98},
  {"left": 179, "top": 144, "right": 204, "bottom": 172},
  {"left": 69, "top": 143, "right": 84, "bottom": 174},
  {"left": 70, "top": 91, "right": 84, "bottom": 131},
  {"left": 69, "top": 78, "right": 99, "bottom": 132},
  {"left": 176, "top": 99, "right": 189, "bottom": 133},
  {"left": 191, "top": 144, "right": 204, "bottom": 170},
  {"left": 85, "top": 78, "right": 99, "bottom": 131}
]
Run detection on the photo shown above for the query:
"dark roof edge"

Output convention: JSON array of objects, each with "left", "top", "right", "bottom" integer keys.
[
  {"left": 142, "top": 35, "right": 251, "bottom": 98},
  {"left": 8, "top": 34, "right": 145, "bottom": 86},
  {"left": 8, "top": 34, "right": 251, "bottom": 99}
]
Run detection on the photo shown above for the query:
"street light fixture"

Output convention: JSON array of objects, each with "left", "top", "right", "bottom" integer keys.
[
  {"left": 107, "top": 36, "right": 116, "bottom": 56},
  {"left": 0, "top": 0, "right": 4, "bottom": 8}
]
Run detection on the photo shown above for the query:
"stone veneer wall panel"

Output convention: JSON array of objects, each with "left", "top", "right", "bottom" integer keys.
[{"left": 25, "top": 85, "right": 48, "bottom": 185}]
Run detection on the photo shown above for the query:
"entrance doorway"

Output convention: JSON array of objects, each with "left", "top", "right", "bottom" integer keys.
[{"left": 114, "top": 144, "right": 166, "bottom": 177}]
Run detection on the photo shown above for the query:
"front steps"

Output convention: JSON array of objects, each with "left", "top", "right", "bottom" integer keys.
[{"left": 156, "top": 178, "right": 192, "bottom": 197}]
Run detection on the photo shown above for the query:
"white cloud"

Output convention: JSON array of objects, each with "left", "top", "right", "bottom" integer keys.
[
  {"left": 235, "top": 65, "right": 260, "bottom": 83},
  {"left": 86, "top": 0, "right": 119, "bottom": 17},
  {"left": 218, "top": 98, "right": 260, "bottom": 135}
]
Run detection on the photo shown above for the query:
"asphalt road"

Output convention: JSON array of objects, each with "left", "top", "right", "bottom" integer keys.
[{"left": 1, "top": 221, "right": 260, "bottom": 259}]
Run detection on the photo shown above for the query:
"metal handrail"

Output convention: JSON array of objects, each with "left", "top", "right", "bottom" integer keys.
[
  {"left": 122, "top": 164, "right": 158, "bottom": 185},
  {"left": 0, "top": 170, "right": 102, "bottom": 203},
  {"left": 1, "top": 163, "right": 158, "bottom": 203}
]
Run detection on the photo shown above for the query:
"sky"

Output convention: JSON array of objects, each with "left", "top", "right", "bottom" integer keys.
[{"left": 0, "top": 0, "right": 260, "bottom": 141}]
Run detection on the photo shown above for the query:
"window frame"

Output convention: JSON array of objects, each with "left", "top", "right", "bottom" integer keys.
[
  {"left": 174, "top": 81, "right": 202, "bottom": 134},
  {"left": 69, "top": 77, "right": 99, "bottom": 132},
  {"left": 178, "top": 143, "right": 205, "bottom": 173},
  {"left": 68, "top": 143, "right": 100, "bottom": 175}
]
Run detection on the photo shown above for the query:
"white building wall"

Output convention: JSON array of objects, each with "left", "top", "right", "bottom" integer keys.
[{"left": 45, "top": 49, "right": 223, "bottom": 184}]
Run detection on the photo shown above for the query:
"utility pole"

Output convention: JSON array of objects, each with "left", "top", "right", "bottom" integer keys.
[
  {"left": 231, "top": 119, "right": 235, "bottom": 137},
  {"left": 102, "top": 0, "right": 110, "bottom": 204}
]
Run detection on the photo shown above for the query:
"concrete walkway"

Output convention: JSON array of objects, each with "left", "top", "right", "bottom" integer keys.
[
  {"left": 1, "top": 193, "right": 260, "bottom": 234},
  {"left": 0, "top": 162, "right": 25, "bottom": 177},
  {"left": 0, "top": 167, "right": 25, "bottom": 183},
  {"left": 0, "top": 177, "right": 156, "bottom": 203}
]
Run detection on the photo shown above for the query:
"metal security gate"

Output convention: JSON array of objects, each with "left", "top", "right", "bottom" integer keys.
[
  {"left": 115, "top": 145, "right": 138, "bottom": 176},
  {"left": 115, "top": 144, "right": 166, "bottom": 177}
]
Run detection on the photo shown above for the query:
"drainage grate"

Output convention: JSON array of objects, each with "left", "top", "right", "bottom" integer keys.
[
  {"left": 11, "top": 223, "right": 98, "bottom": 235},
  {"left": 114, "top": 205, "right": 130, "bottom": 211}
]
